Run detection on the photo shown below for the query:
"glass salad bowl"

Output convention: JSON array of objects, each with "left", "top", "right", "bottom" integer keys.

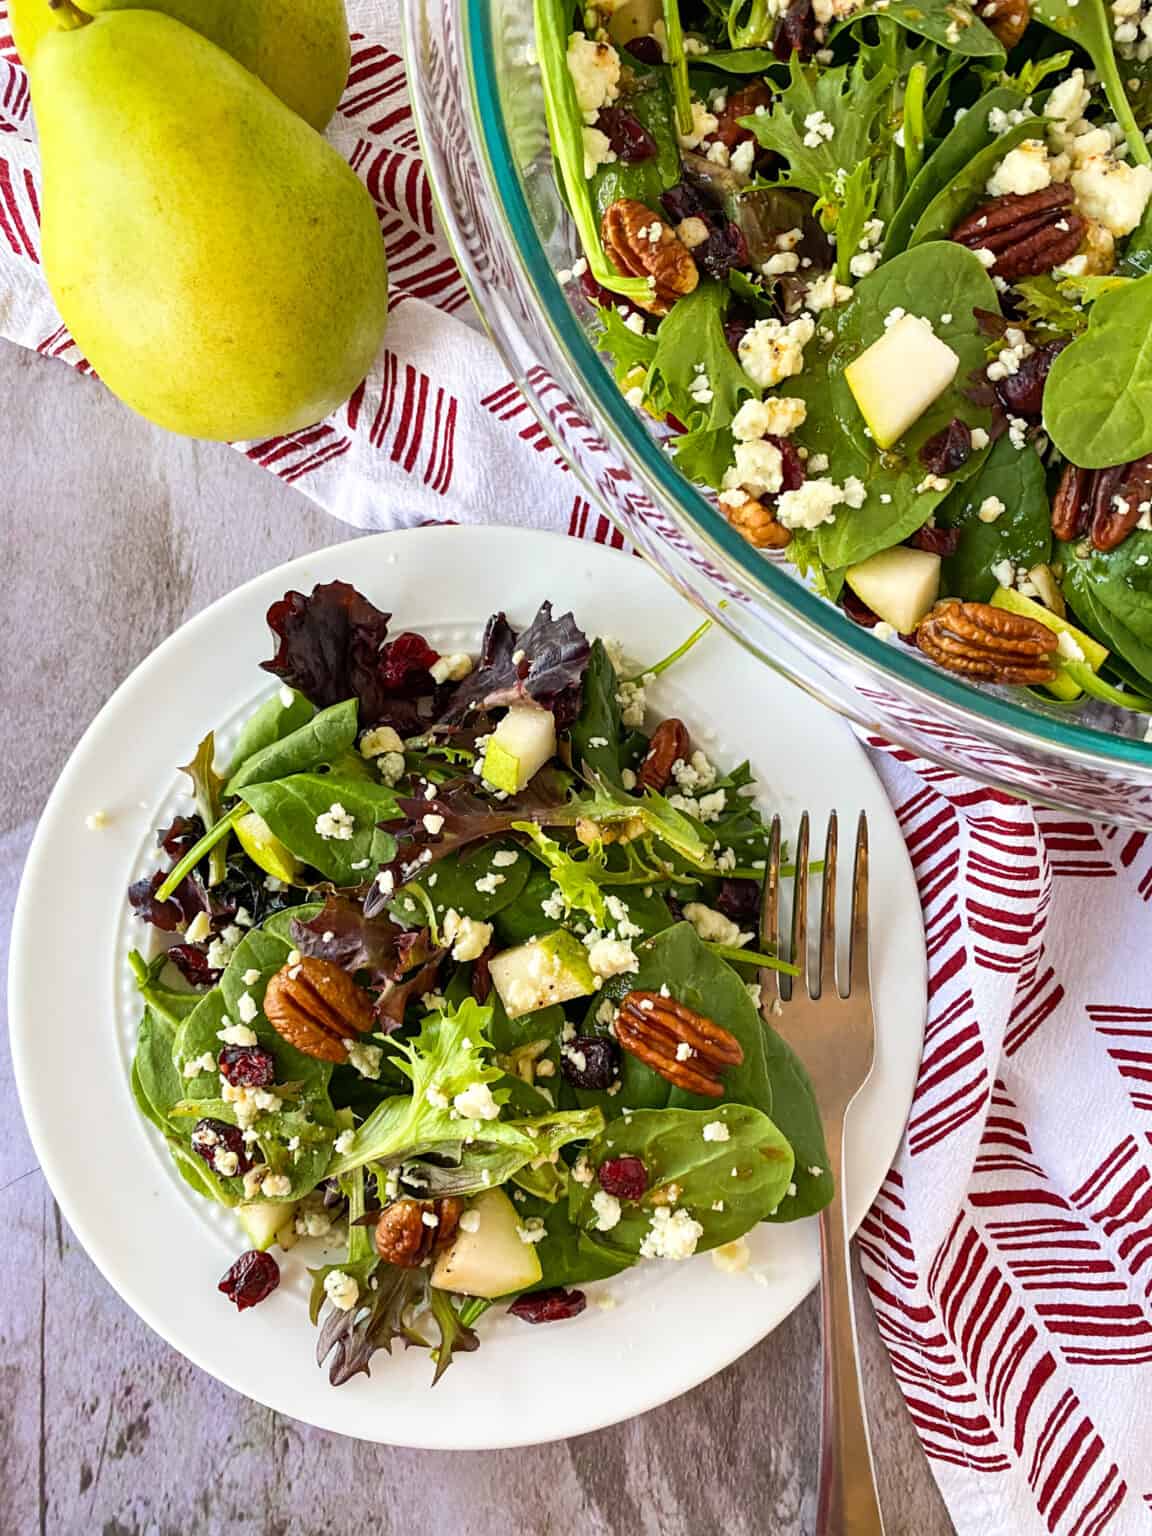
[{"left": 401, "top": 0, "right": 1152, "bottom": 825}]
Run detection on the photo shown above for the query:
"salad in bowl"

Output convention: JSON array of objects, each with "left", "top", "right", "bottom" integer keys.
[
  {"left": 126, "top": 579, "right": 829, "bottom": 1387},
  {"left": 537, "top": 0, "right": 1152, "bottom": 719}
]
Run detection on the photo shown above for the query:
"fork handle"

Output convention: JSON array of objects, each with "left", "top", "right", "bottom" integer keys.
[{"left": 815, "top": 1116, "right": 885, "bottom": 1536}]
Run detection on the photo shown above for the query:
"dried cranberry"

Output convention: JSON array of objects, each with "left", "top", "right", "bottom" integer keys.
[
  {"left": 578, "top": 266, "right": 649, "bottom": 330},
  {"left": 774, "top": 0, "right": 817, "bottom": 60},
  {"left": 598, "top": 1155, "right": 648, "bottom": 1201},
  {"left": 994, "top": 340, "right": 1066, "bottom": 418},
  {"left": 694, "top": 220, "right": 749, "bottom": 282},
  {"left": 624, "top": 34, "right": 664, "bottom": 64},
  {"left": 157, "top": 814, "right": 205, "bottom": 861},
  {"left": 378, "top": 632, "right": 439, "bottom": 693},
  {"left": 218, "top": 1043, "right": 277, "bottom": 1089},
  {"left": 908, "top": 525, "right": 961, "bottom": 557},
  {"left": 595, "top": 106, "right": 657, "bottom": 162},
  {"left": 191, "top": 1118, "right": 254, "bottom": 1178},
  {"left": 508, "top": 1287, "right": 587, "bottom": 1324},
  {"left": 841, "top": 588, "right": 881, "bottom": 629},
  {"left": 167, "top": 943, "right": 222, "bottom": 988},
  {"left": 919, "top": 418, "right": 972, "bottom": 476},
  {"left": 218, "top": 1250, "right": 280, "bottom": 1311},
  {"left": 774, "top": 436, "right": 806, "bottom": 493},
  {"left": 715, "top": 878, "right": 760, "bottom": 922},
  {"left": 562, "top": 1035, "right": 621, "bottom": 1090},
  {"left": 714, "top": 82, "right": 774, "bottom": 149},
  {"left": 660, "top": 181, "right": 711, "bottom": 225}
]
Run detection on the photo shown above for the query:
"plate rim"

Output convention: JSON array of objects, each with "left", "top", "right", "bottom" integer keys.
[{"left": 9, "top": 525, "right": 926, "bottom": 1447}]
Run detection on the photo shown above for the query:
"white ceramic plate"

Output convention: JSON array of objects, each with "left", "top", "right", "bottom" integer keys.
[{"left": 10, "top": 527, "right": 925, "bottom": 1448}]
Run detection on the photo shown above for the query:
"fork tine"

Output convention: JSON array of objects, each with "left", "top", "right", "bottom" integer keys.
[
  {"left": 792, "top": 810, "right": 810, "bottom": 1000},
  {"left": 849, "top": 811, "right": 870, "bottom": 997},
  {"left": 759, "top": 815, "right": 784, "bottom": 1003},
  {"left": 817, "top": 812, "right": 838, "bottom": 999}
]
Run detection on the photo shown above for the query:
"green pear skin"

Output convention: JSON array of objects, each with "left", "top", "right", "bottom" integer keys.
[
  {"left": 11, "top": 0, "right": 351, "bottom": 130},
  {"left": 34, "top": 11, "right": 388, "bottom": 442}
]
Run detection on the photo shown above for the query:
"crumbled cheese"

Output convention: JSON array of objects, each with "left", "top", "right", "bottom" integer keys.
[
  {"left": 214, "top": 1150, "right": 240, "bottom": 1178},
  {"left": 459, "top": 1208, "right": 482, "bottom": 1233},
  {"left": 324, "top": 1269, "right": 360, "bottom": 1312},
  {"left": 1057, "top": 630, "right": 1086, "bottom": 662},
  {"left": 377, "top": 751, "right": 406, "bottom": 787},
  {"left": 849, "top": 250, "right": 882, "bottom": 278},
  {"left": 977, "top": 496, "right": 1006, "bottom": 523},
  {"left": 675, "top": 1041, "right": 695, "bottom": 1061},
  {"left": 360, "top": 724, "right": 405, "bottom": 758},
  {"left": 491, "top": 849, "right": 520, "bottom": 868},
  {"left": 682, "top": 902, "right": 750, "bottom": 948},
  {"left": 592, "top": 1191, "right": 622, "bottom": 1231},
  {"left": 986, "top": 139, "right": 1052, "bottom": 197},
  {"left": 236, "top": 992, "right": 259, "bottom": 1025},
  {"left": 262, "top": 1173, "right": 292, "bottom": 1199},
  {"left": 1071, "top": 153, "right": 1152, "bottom": 236},
  {"left": 762, "top": 251, "right": 800, "bottom": 276},
  {"left": 185, "top": 910, "right": 212, "bottom": 944},
  {"left": 738, "top": 314, "right": 816, "bottom": 389},
  {"left": 441, "top": 908, "right": 494, "bottom": 962},
  {"left": 712, "top": 1238, "right": 752, "bottom": 1274},
  {"left": 343, "top": 1039, "right": 383, "bottom": 1079},
  {"left": 639, "top": 1206, "right": 705, "bottom": 1260},
  {"left": 587, "top": 936, "right": 638, "bottom": 978},
  {"left": 971, "top": 427, "right": 990, "bottom": 451},
  {"left": 429, "top": 651, "right": 473, "bottom": 685},
  {"left": 802, "top": 109, "right": 835, "bottom": 147},
  {"left": 453, "top": 1081, "right": 501, "bottom": 1120},
  {"left": 182, "top": 1051, "right": 218, "bottom": 1079},
  {"left": 678, "top": 98, "right": 720, "bottom": 149},
  {"left": 315, "top": 802, "right": 355, "bottom": 841},
  {"left": 731, "top": 396, "right": 807, "bottom": 442},
  {"left": 776, "top": 475, "right": 866, "bottom": 531},
  {"left": 516, "top": 1218, "right": 547, "bottom": 1245},
  {"left": 295, "top": 1208, "right": 334, "bottom": 1238},
  {"left": 1045, "top": 69, "right": 1090, "bottom": 129},
  {"left": 702, "top": 1120, "right": 731, "bottom": 1142},
  {"left": 730, "top": 139, "right": 755, "bottom": 178},
  {"left": 722, "top": 439, "right": 784, "bottom": 497},
  {"left": 806, "top": 272, "right": 853, "bottom": 311},
  {"left": 565, "top": 32, "right": 620, "bottom": 123},
  {"left": 334, "top": 1129, "right": 356, "bottom": 1155},
  {"left": 616, "top": 678, "right": 647, "bottom": 728},
  {"left": 217, "top": 1022, "right": 259, "bottom": 1048},
  {"left": 422, "top": 813, "right": 445, "bottom": 835},
  {"left": 581, "top": 125, "right": 616, "bottom": 179}
]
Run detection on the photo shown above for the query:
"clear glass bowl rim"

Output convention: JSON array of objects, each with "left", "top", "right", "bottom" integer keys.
[{"left": 462, "top": 0, "right": 1152, "bottom": 772}]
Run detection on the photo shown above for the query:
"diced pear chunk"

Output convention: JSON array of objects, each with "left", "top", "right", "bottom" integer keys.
[
  {"left": 235, "top": 810, "right": 301, "bottom": 884},
  {"left": 488, "top": 930, "right": 596, "bottom": 1019},
  {"left": 481, "top": 703, "right": 557, "bottom": 794},
  {"left": 431, "top": 1189, "right": 544, "bottom": 1298},
  {"left": 236, "top": 1201, "right": 297, "bottom": 1252},
  {"left": 844, "top": 315, "right": 960, "bottom": 449},
  {"left": 845, "top": 546, "right": 941, "bottom": 635}
]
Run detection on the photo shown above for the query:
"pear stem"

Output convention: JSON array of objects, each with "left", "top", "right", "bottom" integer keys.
[{"left": 48, "top": 0, "right": 92, "bottom": 29}]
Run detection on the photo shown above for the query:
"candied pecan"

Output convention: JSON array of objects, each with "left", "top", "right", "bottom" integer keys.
[
  {"left": 950, "top": 185, "right": 1083, "bottom": 281},
  {"left": 637, "top": 717, "right": 690, "bottom": 792},
  {"left": 615, "top": 990, "right": 744, "bottom": 1097},
  {"left": 1051, "top": 462, "right": 1093, "bottom": 542},
  {"left": 602, "top": 199, "right": 699, "bottom": 315},
  {"left": 724, "top": 494, "right": 792, "bottom": 549},
  {"left": 1052, "top": 456, "right": 1152, "bottom": 551},
  {"left": 264, "top": 955, "right": 374, "bottom": 1063},
  {"left": 713, "top": 82, "right": 774, "bottom": 148},
  {"left": 374, "top": 1197, "right": 463, "bottom": 1267},
  {"left": 977, "top": 0, "right": 1030, "bottom": 49},
  {"left": 915, "top": 600, "right": 1058, "bottom": 684}
]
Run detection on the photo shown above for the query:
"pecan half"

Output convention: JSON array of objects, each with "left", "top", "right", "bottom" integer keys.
[
  {"left": 615, "top": 990, "right": 744, "bottom": 1097},
  {"left": 602, "top": 198, "right": 700, "bottom": 315},
  {"left": 1052, "top": 455, "right": 1152, "bottom": 551},
  {"left": 373, "top": 1197, "right": 463, "bottom": 1267},
  {"left": 637, "top": 717, "right": 690, "bottom": 792},
  {"left": 915, "top": 600, "right": 1058, "bottom": 684},
  {"left": 977, "top": 0, "right": 1030, "bottom": 50},
  {"left": 264, "top": 955, "right": 374, "bottom": 1062},
  {"left": 724, "top": 493, "right": 792, "bottom": 549},
  {"left": 950, "top": 185, "right": 1083, "bottom": 281}
]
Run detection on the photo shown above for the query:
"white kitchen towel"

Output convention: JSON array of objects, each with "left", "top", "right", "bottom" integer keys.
[{"left": 4, "top": 4, "right": 1152, "bottom": 1530}]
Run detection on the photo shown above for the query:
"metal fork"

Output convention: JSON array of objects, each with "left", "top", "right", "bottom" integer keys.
[{"left": 759, "top": 811, "right": 884, "bottom": 1536}]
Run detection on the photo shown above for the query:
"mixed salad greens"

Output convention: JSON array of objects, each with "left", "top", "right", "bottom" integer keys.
[
  {"left": 127, "top": 580, "right": 829, "bottom": 1386},
  {"left": 540, "top": 0, "right": 1152, "bottom": 719}
]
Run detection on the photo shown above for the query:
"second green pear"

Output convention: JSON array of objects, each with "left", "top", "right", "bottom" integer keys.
[
  {"left": 11, "top": 0, "right": 350, "bottom": 130},
  {"left": 34, "top": 9, "right": 389, "bottom": 441}
]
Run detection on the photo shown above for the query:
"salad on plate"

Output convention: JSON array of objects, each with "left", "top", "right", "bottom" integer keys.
[
  {"left": 538, "top": 0, "right": 1152, "bottom": 720},
  {"left": 126, "top": 579, "right": 831, "bottom": 1387}
]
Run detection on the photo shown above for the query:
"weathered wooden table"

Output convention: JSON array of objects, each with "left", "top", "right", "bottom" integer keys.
[{"left": 0, "top": 339, "right": 954, "bottom": 1535}]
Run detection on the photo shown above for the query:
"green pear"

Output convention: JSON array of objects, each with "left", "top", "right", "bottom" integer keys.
[
  {"left": 11, "top": 0, "right": 350, "bottom": 130},
  {"left": 32, "top": 8, "right": 388, "bottom": 441}
]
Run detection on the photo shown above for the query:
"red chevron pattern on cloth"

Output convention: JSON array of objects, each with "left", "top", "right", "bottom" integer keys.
[{"left": 4, "top": 5, "right": 1152, "bottom": 1530}]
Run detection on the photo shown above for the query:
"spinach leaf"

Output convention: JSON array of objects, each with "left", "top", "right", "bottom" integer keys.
[
  {"left": 526, "top": 1195, "right": 636, "bottom": 1289},
  {"left": 907, "top": 116, "right": 1048, "bottom": 245},
  {"left": 579, "top": 921, "right": 776, "bottom": 1112},
  {"left": 128, "top": 949, "right": 203, "bottom": 1026},
  {"left": 787, "top": 242, "right": 997, "bottom": 570},
  {"left": 132, "top": 1005, "right": 185, "bottom": 1134},
  {"left": 1063, "top": 535, "right": 1152, "bottom": 684},
  {"left": 885, "top": 84, "right": 1027, "bottom": 256},
  {"left": 593, "top": 77, "right": 681, "bottom": 222},
  {"left": 261, "top": 902, "right": 324, "bottom": 942},
  {"left": 833, "top": 0, "right": 1003, "bottom": 57},
  {"left": 1032, "top": 0, "right": 1150, "bottom": 165},
  {"left": 569, "top": 1104, "right": 796, "bottom": 1255},
  {"left": 938, "top": 437, "right": 1052, "bottom": 600},
  {"left": 225, "top": 698, "right": 359, "bottom": 796},
  {"left": 569, "top": 639, "right": 625, "bottom": 784},
  {"left": 1042, "top": 274, "right": 1152, "bottom": 467},
  {"left": 239, "top": 773, "right": 400, "bottom": 885},
  {"left": 227, "top": 688, "right": 315, "bottom": 781},
  {"left": 493, "top": 864, "right": 564, "bottom": 946},
  {"left": 389, "top": 842, "right": 532, "bottom": 926}
]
